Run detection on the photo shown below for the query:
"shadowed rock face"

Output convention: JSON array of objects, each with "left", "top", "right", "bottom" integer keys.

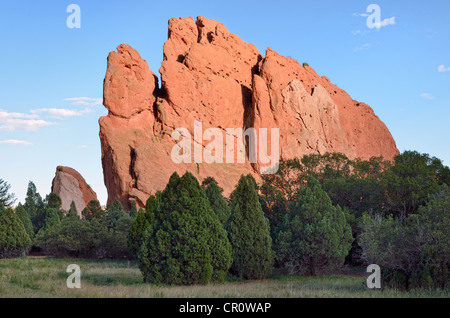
[
  {"left": 51, "top": 166, "right": 98, "bottom": 216},
  {"left": 100, "top": 16, "right": 399, "bottom": 209}
]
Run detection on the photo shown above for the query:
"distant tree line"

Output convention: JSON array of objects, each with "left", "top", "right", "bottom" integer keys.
[
  {"left": 0, "top": 179, "right": 133, "bottom": 259},
  {"left": 0, "top": 150, "right": 448, "bottom": 289}
]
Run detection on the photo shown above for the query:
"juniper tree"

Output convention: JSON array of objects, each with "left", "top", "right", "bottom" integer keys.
[
  {"left": 15, "top": 203, "right": 34, "bottom": 240},
  {"left": 40, "top": 208, "right": 61, "bottom": 232},
  {"left": 128, "top": 195, "right": 157, "bottom": 257},
  {"left": 67, "top": 201, "right": 79, "bottom": 218},
  {"left": 129, "top": 200, "right": 138, "bottom": 218},
  {"left": 82, "top": 200, "right": 104, "bottom": 221},
  {"left": 0, "top": 208, "right": 31, "bottom": 258},
  {"left": 139, "top": 172, "right": 232, "bottom": 285},
  {"left": 202, "top": 177, "right": 230, "bottom": 225},
  {"left": 274, "top": 177, "right": 353, "bottom": 276},
  {"left": 106, "top": 199, "right": 128, "bottom": 231},
  {"left": 227, "top": 174, "right": 273, "bottom": 280}
]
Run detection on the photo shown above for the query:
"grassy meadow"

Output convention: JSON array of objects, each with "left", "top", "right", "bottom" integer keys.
[{"left": 0, "top": 257, "right": 448, "bottom": 298}]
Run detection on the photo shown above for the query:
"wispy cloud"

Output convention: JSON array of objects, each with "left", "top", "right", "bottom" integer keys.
[
  {"left": 0, "top": 110, "right": 53, "bottom": 131},
  {"left": 0, "top": 110, "right": 38, "bottom": 120},
  {"left": 352, "top": 12, "right": 369, "bottom": 17},
  {"left": 351, "top": 30, "right": 369, "bottom": 36},
  {"left": 420, "top": 93, "right": 433, "bottom": 100},
  {"left": 354, "top": 43, "right": 371, "bottom": 52},
  {"left": 64, "top": 97, "right": 102, "bottom": 106},
  {"left": 31, "top": 108, "right": 93, "bottom": 118},
  {"left": 77, "top": 145, "right": 88, "bottom": 149},
  {"left": 0, "top": 139, "right": 32, "bottom": 146},
  {"left": 374, "top": 17, "right": 396, "bottom": 28},
  {"left": 438, "top": 65, "right": 450, "bottom": 73},
  {"left": 353, "top": 8, "right": 396, "bottom": 30}
]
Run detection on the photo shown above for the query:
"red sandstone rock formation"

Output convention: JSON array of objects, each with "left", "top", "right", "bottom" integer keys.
[
  {"left": 51, "top": 166, "right": 98, "bottom": 216},
  {"left": 100, "top": 16, "right": 399, "bottom": 208}
]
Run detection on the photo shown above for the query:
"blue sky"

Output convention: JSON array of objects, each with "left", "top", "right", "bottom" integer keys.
[{"left": 1, "top": 0, "right": 449, "bottom": 206}]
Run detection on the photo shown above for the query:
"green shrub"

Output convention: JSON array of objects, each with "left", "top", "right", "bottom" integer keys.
[
  {"left": 36, "top": 202, "right": 132, "bottom": 259},
  {"left": 359, "top": 185, "right": 450, "bottom": 289}
]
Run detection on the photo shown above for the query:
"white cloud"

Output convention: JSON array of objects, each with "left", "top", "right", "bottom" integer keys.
[
  {"left": 0, "top": 119, "right": 53, "bottom": 131},
  {"left": 64, "top": 97, "right": 102, "bottom": 106},
  {"left": 352, "top": 30, "right": 369, "bottom": 36},
  {"left": 0, "top": 110, "right": 38, "bottom": 120},
  {"left": 438, "top": 65, "right": 450, "bottom": 72},
  {"left": 374, "top": 16, "right": 396, "bottom": 28},
  {"left": 420, "top": 93, "right": 433, "bottom": 100},
  {"left": 77, "top": 145, "right": 88, "bottom": 149},
  {"left": 0, "top": 139, "right": 32, "bottom": 146},
  {"left": 31, "top": 108, "right": 93, "bottom": 118},
  {"left": 354, "top": 43, "right": 371, "bottom": 52},
  {"left": 353, "top": 12, "right": 369, "bottom": 17},
  {"left": 0, "top": 109, "right": 53, "bottom": 131}
]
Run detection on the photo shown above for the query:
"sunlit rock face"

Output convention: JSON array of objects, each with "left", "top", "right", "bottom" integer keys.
[{"left": 100, "top": 16, "right": 399, "bottom": 208}]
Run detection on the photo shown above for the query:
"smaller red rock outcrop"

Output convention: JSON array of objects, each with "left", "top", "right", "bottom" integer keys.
[{"left": 51, "top": 166, "right": 98, "bottom": 216}]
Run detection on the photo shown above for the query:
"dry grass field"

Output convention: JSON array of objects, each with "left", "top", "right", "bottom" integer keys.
[{"left": 0, "top": 257, "right": 448, "bottom": 298}]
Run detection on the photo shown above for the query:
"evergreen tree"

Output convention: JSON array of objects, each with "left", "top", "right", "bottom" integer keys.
[
  {"left": 139, "top": 172, "right": 232, "bottom": 285},
  {"left": 202, "top": 177, "right": 231, "bottom": 225},
  {"left": 0, "top": 208, "right": 31, "bottom": 258},
  {"left": 34, "top": 206, "right": 59, "bottom": 234},
  {"left": 106, "top": 199, "right": 128, "bottom": 231},
  {"left": 0, "top": 179, "right": 16, "bottom": 207},
  {"left": 45, "top": 193, "right": 62, "bottom": 210},
  {"left": 416, "top": 185, "right": 450, "bottom": 288},
  {"left": 275, "top": 177, "right": 353, "bottom": 276},
  {"left": 227, "top": 174, "right": 273, "bottom": 280},
  {"left": 360, "top": 184, "right": 450, "bottom": 290},
  {"left": 67, "top": 201, "right": 79, "bottom": 218},
  {"left": 129, "top": 200, "right": 138, "bottom": 218},
  {"left": 82, "top": 200, "right": 103, "bottom": 220},
  {"left": 40, "top": 208, "right": 61, "bottom": 232},
  {"left": 15, "top": 203, "right": 34, "bottom": 240},
  {"left": 36, "top": 213, "right": 88, "bottom": 258},
  {"left": 381, "top": 151, "right": 442, "bottom": 217},
  {"left": 128, "top": 195, "right": 157, "bottom": 257},
  {"left": 23, "top": 181, "right": 44, "bottom": 230}
]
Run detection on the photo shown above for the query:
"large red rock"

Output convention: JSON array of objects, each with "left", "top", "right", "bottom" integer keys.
[
  {"left": 51, "top": 166, "right": 98, "bottom": 216},
  {"left": 100, "top": 16, "right": 399, "bottom": 209}
]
